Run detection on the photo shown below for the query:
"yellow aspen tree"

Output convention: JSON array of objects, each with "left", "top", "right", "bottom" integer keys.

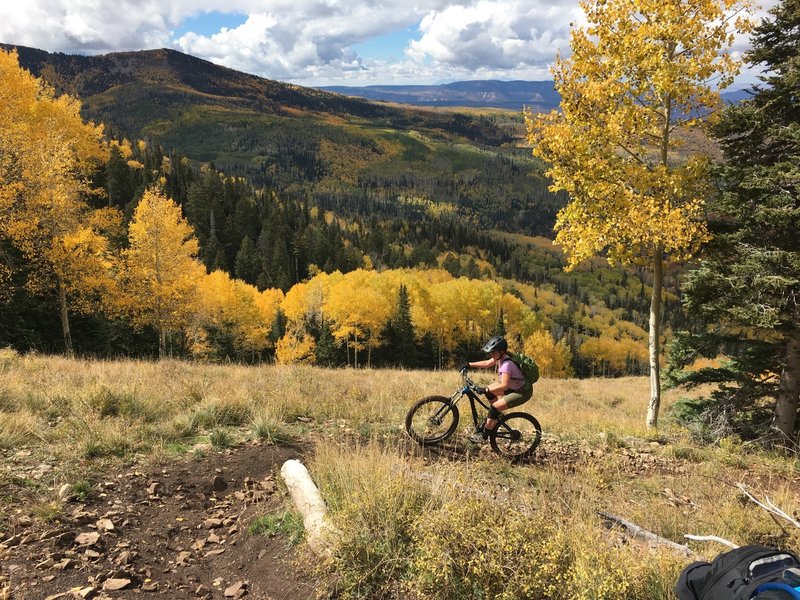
[
  {"left": 324, "top": 270, "right": 391, "bottom": 367},
  {"left": 523, "top": 330, "right": 574, "bottom": 378},
  {"left": 501, "top": 293, "right": 544, "bottom": 344},
  {"left": 526, "top": 0, "right": 752, "bottom": 426},
  {"left": 0, "top": 49, "right": 112, "bottom": 354},
  {"left": 121, "top": 187, "right": 205, "bottom": 358},
  {"left": 275, "top": 327, "right": 317, "bottom": 364}
]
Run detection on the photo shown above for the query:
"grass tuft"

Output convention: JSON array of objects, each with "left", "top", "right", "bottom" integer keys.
[
  {"left": 209, "top": 428, "right": 235, "bottom": 448},
  {"left": 248, "top": 510, "right": 304, "bottom": 544}
]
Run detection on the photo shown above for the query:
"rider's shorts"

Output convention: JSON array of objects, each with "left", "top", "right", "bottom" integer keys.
[{"left": 502, "top": 385, "right": 533, "bottom": 409}]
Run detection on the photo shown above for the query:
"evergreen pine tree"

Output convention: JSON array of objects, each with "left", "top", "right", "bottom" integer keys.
[
  {"left": 494, "top": 307, "right": 506, "bottom": 337},
  {"left": 667, "top": 0, "right": 800, "bottom": 442},
  {"left": 389, "top": 284, "right": 418, "bottom": 368},
  {"left": 106, "top": 145, "right": 135, "bottom": 209},
  {"left": 269, "top": 309, "right": 287, "bottom": 346},
  {"left": 234, "top": 236, "right": 261, "bottom": 285},
  {"left": 315, "top": 319, "right": 340, "bottom": 367}
]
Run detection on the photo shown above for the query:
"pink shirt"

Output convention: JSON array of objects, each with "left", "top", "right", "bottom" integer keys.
[{"left": 498, "top": 357, "right": 525, "bottom": 391}]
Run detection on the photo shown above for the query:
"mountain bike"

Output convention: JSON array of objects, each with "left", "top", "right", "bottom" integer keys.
[{"left": 405, "top": 368, "right": 542, "bottom": 462}]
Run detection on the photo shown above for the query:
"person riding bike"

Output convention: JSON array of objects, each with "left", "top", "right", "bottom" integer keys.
[{"left": 462, "top": 335, "right": 533, "bottom": 443}]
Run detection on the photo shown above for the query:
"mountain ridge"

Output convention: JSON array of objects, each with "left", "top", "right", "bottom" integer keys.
[
  {"left": 321, "top": 78, "right": 749, "bottom": 110},
  {"left": 320, "top": 79, "right": 562, "bottom": 110}
]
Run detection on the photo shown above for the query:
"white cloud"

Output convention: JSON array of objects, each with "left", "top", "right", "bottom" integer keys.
[
  {"left": 408, "top": 0, "right": 579, "bottom": 71},
  {"left": 0, "top": 0, "right": 781, "bottom": 86}
]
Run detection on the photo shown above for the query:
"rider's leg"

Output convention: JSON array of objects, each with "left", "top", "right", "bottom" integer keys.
[
  {"left": 484, "top": 389, "right": 532, "bottom": 432},
  {"left": 483, "top": 399, "right": 509, "bottom": 433}
]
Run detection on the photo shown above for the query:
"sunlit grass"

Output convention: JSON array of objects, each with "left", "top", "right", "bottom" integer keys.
[{"left": 1, "top": 354, "right": 798, "bottom": 599}]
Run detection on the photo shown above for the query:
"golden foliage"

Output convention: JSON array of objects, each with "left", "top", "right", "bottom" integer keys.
[
  {"left": 120, "top": 187, "right": 205, "bottom": 354},
  {"left": 0, "top": 49, "right": 111, "bottom": 300},
  {"left": 579, "top": 336, "right": 649, "bottom": 376},
  {"left": 524, "top": 330, "right": 574, "bottom": 378},
  {"left": 275, "top": 327, "right": 316, "bottom": 364},
  {"left": 525, "top": 0, "right": 752, "bottom": 269},
  {"left": 191, "top": 270, "right": 284, "bottom": 359},
  {"left": 275, "top": 268, "right": 547, "bottom": 366}
]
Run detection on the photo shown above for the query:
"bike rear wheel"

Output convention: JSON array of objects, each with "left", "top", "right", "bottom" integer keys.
[
  {"left": 405, "top": 396, "right": 459, "bottom": 445},
  {"left": 489, "top": 412, "right": 542, "bottom": 461}
]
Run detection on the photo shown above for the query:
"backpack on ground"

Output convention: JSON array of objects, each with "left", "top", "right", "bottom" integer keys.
[
  {"left": 507, "top": 352, "right": 540, "bottom": 391},
  {"left": 676, "top": 545, "right": 800, "bottom": 600}
]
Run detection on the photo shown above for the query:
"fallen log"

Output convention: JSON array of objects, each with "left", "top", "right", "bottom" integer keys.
[
  {"left": 597, "top": 511, "right": 698, "bottom": 558},
  {"left": 280, "top": 459, "right": 337, "bottom": 554}
]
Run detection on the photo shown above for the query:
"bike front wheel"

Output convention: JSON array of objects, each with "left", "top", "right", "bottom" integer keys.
[
  {"left": 489, "top": 412, "right": 542, "bottom": 461},
  {"left": 405, "top": 396, "right": 459, "bottom": 445}
]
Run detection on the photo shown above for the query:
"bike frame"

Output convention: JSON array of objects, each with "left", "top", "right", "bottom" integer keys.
[{"left": 450, "top": 374, "right": 493, "bottom": 430}]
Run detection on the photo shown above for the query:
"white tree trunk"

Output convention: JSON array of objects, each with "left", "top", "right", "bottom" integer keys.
[
  {"left": 646, "top": 248, "right": 663, "bottom": 429},
  {"left": 58, "top": 280, "right": 73, "bottom": 358}
]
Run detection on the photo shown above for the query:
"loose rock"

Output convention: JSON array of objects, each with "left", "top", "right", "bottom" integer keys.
[{"left": 103, "top": 578, "right": 132, "bottom": 591}]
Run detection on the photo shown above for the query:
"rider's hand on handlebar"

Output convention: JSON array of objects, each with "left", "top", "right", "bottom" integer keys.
[{"left": 458, "top": 362, "right": 469, "bottom": 372}]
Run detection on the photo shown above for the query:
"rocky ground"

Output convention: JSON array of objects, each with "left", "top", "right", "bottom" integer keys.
[
  {"left": 1, "top": 442, "right": 318, "bottom": 600},
  {"left": 0, "top": 431, "right": 707, "bottom": 600}
]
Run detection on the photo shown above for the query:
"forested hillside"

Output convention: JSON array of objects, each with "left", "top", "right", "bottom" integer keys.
[{"left": 0, "top": 46, "right": 681, "bottom": 376}]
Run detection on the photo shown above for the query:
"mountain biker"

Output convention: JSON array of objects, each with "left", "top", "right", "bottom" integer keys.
[{"left": 462, "top": 335, "right": 532, "bottom": 443}]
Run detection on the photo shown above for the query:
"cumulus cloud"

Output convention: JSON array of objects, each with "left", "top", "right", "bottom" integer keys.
[
  {"left": 408, "top": 0, "right": 579, "bottom": 71},
  {"left": 0, "top": 0, "right": 779, "bottom": 86}
]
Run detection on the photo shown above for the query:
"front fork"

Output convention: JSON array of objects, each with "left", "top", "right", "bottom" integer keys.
[{"left": 462, "top": 390, "right": 485, "bottom": 432}]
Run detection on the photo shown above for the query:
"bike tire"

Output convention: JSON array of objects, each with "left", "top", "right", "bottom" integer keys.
[
  {"left": 489, "top": 412, "right": 542, "bottom": 461},
  {"left": 405, "top": 396, "right": 459, "bottom": 445}
]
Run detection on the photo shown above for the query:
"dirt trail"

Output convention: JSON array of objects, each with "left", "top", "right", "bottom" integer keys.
[{"left": 1, "top": 442, "right": 317, "bottom": 600}]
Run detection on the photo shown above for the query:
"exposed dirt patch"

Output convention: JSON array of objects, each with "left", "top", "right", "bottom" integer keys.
[
  {"left": 404, "top": 434, "right": 694, "bottom": 477},
  {"left": 1, "top": 442, "right": 318, "bottom": 600}
]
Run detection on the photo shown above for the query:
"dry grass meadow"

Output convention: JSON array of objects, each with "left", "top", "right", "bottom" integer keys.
[{"left": 1, "top": 349, "right": 798, "bottom": 599}]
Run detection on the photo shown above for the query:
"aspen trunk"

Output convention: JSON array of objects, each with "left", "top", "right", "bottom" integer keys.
[
  {"left": 772, "top": 308, "right": 800, "bottom": 439},
  {"left": 646, "top": 248, "right": 663, "bottom": 429},
  {"left": 159, "top": 327, "right": 166, "bottom": 360},
  {"left": 58, "top": 280, "right": 73, "bottom": 358}
]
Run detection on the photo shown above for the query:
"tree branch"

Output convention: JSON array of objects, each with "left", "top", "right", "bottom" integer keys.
[
  {"left": 684, "top": 534, "right": 739, "bottom": 549},
  {"left": 673, "top": 8, "right": 749, "bottom": 59},
  {"left": 736, "top": 483, "right": 800, "bottom": 529}
]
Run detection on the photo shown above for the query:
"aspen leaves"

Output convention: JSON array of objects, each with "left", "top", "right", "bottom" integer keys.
[{"left": 526, "top": 0, "right": 752, "bottom": 270}]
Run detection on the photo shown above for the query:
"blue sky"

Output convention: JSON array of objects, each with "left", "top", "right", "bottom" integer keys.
[
  {"left": 172, "top": 12, "right": 249, "bottom": 38},
  {"left": 0, "top": 1, "right": 776, "bottom": 87}
]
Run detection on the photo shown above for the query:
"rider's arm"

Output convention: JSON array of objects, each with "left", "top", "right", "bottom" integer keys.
[
  {"left": 488, "top": 371, "right": 511, "bottom": 395},
  {"left": 468, "top": 357, "right": 496, "bottom": 369}
]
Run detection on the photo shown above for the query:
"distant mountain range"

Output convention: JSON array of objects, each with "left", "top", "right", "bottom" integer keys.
[
  {"left": 320, "top": 80, "right": 562, "bottom": 111},
  {"left": 321, "top": 80, "right": 751, "bottom": 111}
]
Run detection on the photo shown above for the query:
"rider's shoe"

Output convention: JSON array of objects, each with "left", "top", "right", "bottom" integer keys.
[
  {"left": 469, "top": 426, "right": 488, "bottom": 444},
  {"left": 468, "top": 432, "right": 487, "bottom": 444}
]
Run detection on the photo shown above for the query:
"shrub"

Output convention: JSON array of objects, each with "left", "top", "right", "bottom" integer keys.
[
  {"left": 410, "top": 499, "right": 572, "bottom": 599},
  {"left": 250, "top": 412, "right": 295, "bottom": 444}
]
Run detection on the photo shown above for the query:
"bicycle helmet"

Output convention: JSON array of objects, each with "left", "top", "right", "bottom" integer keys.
[{"left": 481, "top": 335, "right": 507, "bottom": 353}]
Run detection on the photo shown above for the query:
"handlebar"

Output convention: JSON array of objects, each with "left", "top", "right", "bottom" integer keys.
[{"left": 459, "top": 367, "right": 477, "bottom": 390}]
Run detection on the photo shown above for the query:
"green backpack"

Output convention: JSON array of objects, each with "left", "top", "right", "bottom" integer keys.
[{"left": 507, "top": 352, "right": 540, "bottom": 391}]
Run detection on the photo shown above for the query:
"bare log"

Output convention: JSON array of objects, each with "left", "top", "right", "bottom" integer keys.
[
  {"left": 280, "top": 459, "right": 337, "bottom": 553},
  {"left": 597, "top": 511, "right": 698, "bottom": 557}
]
